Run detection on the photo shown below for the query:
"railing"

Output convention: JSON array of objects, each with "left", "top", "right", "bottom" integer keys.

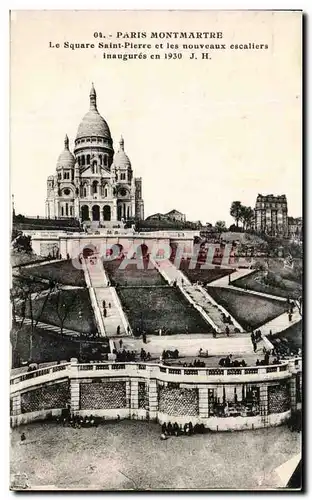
[
  {"left": 10, "top": 358, "right": 301, "bottom": 389},
  {"left": 10, "top": 363, "right": 70, "bottom": 385}
]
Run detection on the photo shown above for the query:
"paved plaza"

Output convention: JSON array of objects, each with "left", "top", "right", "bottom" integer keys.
[{"left": 11, "top": 421, "right": 301, "bottom": 490}]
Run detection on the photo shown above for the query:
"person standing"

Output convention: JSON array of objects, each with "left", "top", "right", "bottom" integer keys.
[{"left": 116, "top": 325, "right": 120, "bottom": 335}]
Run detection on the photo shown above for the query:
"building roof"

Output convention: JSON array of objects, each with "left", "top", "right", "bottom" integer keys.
[
  {"left": 56, "top": 135, "right": 75, "bottom": 170},
  {"left": 113, "top": 136, "right": 131, "bottom": 169},
  {"left": 165, "top": 209, "right": 184, "bottom": 216},
  {"left": 76, "top": 84, "right": 112, "bottom": 141}
]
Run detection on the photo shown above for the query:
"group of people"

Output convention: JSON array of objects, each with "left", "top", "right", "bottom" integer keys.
[
  {"left": 218, "top": 354, "right": 247, "bottom": 368},
  {"left": 251, "top": 330, "right": 262, "bottom": 352},
  {"left": 160, "top": 421, "right": 205, "bottom": 439},
  {"left": 113, "top": 348, "right": 137, "bottom": 362},
  {"left": 55, "top": 411, "right": 101, "bottom": 428},
  {"left": 140, "top": 348, "right": 151, "bottom": 361}
]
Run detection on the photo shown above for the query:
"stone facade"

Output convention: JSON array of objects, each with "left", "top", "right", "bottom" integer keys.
[
  {"left": 254, "top": 194, "right": 288, "bottom": 237},
  {"left": 10, "top": 359, "right": 302, "bottom": 431},
  {"left": 45, "top": 84, "right": 144, "bottom": 224}
]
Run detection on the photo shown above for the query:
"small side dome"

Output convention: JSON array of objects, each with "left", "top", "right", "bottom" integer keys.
[
  {"left": 113, "top": 136, "right": 131, "bottom": 169},
  {"left": 57, "top": 135, "right": 75, "bottom": 170}
]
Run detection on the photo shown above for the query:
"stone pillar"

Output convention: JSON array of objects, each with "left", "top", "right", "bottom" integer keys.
[
  {"left": 148, "top": 379, "right": 158, "bottom": 420},
  {"left": 198, "top": 387, "right": 209, "bottom": 419},
  {"left": 12, "top": 393, "right": 21, "bottom": 416},
  {"left": 70, "top": 380, "right": 80, "bottom": 413},
  {"left": 259, "top": 384, "right": 268, "bottom": 417},
  {"left": 130, "top": 379, "right": 139, "bottom": 411},
  {"left": 126, "top": 380, "right": 131, "bottom": 410},
  {"left": 290, "top": 376, "right": 297, "bottom": 411}
]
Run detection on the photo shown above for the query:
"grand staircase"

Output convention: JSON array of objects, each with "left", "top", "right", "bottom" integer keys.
[{"left": 83, "top": 257, "right": 130, "bottom": 337}]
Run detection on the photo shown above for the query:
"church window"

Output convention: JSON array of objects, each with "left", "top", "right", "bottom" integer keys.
[
  {"left": 65, "top": 203, "right": 68, "bottom": 216},
  {"left": 78, "top": 157, "right": 81, "bottom": 166},
  {"left": 63, "top": 188, "right": 70, "bottom": 196},
  {"left": 87, "top": 154, "right": 90, "bottom": 165},
  {"left": 92, "top": 181, "right": 98, "bottom": 194},
  {"left": 82, "top": 156, "right": 85, "bottom": 166},
  {"left": 70, "top": 206, "right": 73, "bottom": 216},
  {"left": 61, "top": 206, "right": 64, "bottom": 216},
  {"left": 83, "top": 186, "right": 87, "bottom": 197},
  {"left": 121, "top": 173, "right": 126, "bottom": 181},
  {"left": 100, "top": 155, "right": 102, "bottom": 165},
  {"left": 58, "top": 173, "right": 61, "bottom": 180},
  {"left": 104, "top": 188, "right": 108, "bottom": 197},
  {"left": 104, "top": 155, "right": 107, "bottom": 166}
]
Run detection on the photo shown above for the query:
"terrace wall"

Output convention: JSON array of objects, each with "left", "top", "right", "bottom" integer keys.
[{"left": 10, "top": 358, "right": 301, "bottom": 431}]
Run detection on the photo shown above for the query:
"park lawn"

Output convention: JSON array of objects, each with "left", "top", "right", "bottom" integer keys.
[
  {"left": 19, "top": 260, "right": 86, "bottom": 287},
  {"left": 207, "top": 286, "right": 289, "bottom": 331},
  {"left": 252, "top": 257, "right": 302, "bottom": 283},
  {"left": 117, "top": 286, "right": 210, "bottom": 334},
  {"left": 11, "top": 250, "right": 47, "bottom": 268},
  {"left": 103, "top": 259, "right": 166, "bottom": 286},
  {"left": 16, "top": 289, "right": 97, "bottom": 335},
  {"left": 12, "top": 275, "right": 50, "bottom": 294},
  {"left": 11, "top": 324, "right": 109, "bottom": 367},
  {"left": 233, "top": 271, "right": 302, "bottom": 299},
  {"left": 273, "top": 321, "right": 302, "bottom": 349},
  {"left": 179, "top": 260, "right": 234, "bottom": 284}
]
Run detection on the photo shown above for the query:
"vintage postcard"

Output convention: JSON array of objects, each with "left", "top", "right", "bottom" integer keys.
[{"left": 10, "top": 10, "right": 302, "bottom": 491}]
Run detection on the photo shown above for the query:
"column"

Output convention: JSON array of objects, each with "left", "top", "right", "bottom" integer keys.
[
  {"left": 126, "top": 380, "right": 131, "bottom": 410},
  {"left": 198, "top": 387, "right": 209, "bottom": 419},
  {"left": 12, "top": 393, "right": 21, "bottom": 416},
  {"left": 290, "top": 376, "right": 297, "bottom": 412},
  {"left": 130, "top": 379, "right": 139, "bottom": 411},
  {"left": 148, "top": 379, "right": 158, "bottom": 420},
  {"left": 112, "top": 201, "right": 117, "bottom": 221},
  {"left": 259, "top": 384, "right": 268, "bottom": 418},
  {"left": 70, "top": 379, "right": 80, "bottom": 413}
]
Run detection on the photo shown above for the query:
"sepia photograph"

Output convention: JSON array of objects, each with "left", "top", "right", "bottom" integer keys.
[{"left": 9, "top": 9, "right": 302, "bottom": 491}]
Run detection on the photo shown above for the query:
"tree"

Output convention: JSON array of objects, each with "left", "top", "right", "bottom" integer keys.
[
  {"left": 230, "top": 201, "right": 243, "bottom": 228},
  {"left": 215, "top": 220, "right": 227, "bottom": 233},
  {"left": 51, "top": 289, "right": 78, "bottom": 335},
  {"left": 12, "top": 233, "right": 32, "bottom": 254},
  {"left": 241, "top": 206, "right": 254, "bottom": 231}
]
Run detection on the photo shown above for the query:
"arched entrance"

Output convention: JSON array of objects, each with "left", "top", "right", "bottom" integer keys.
[
  {"left": 92, "top": 205, "right": 100, "bottom": 221},
  {"left": 103, "top": 205, "right": 111, "bottom": 221},
  {"left": 81, "top": 205, "right": 89, "bottom": 221}
]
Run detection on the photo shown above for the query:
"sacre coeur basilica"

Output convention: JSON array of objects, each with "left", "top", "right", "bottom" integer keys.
[{"left": 46, "top": 84, "right": 144, "bottom": 225}]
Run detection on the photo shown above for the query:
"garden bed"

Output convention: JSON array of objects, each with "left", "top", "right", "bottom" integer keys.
[
  {"left": 207, "top": 286, "right": 289, "bottom": 331},
  {"left": 179, "top": 260, "right": 234, "bottom": 284},
  {"left": 19, "top": 260, "right": 86, "bottom": 287},
  {"left": 11, "top": 324, "right": 110, "bottom": 367},
  {"left": 15, "top": 289, "right": 97, "bottom": 335},
  {"left": 117, "top": 286, "right": 210, "bottom": 334},
  {"left": 233, "top": 270, "right": 302, "bottom": 299}
]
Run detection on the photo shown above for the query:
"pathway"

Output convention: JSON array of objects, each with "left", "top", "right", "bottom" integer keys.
[
  {"left": 152, "top": 258, "right": 244, "bottom": 333},
  {"left": 208, "top": 269, "right": 289, "bottom": 303},
  {"left": 84, "top": 257, "right": 130, "bottom": 338},
  {"left": 14, "top": 316, "right": 81, "bottom": 337},
  {"left": 113, "top": 333, "right": 258, "bottom": 358},
  {"left": 208, "top": 268, "right": 254, "bottom": 287},
  {"left": 258, "top": 309, "right": 301, "bottom": 336}
]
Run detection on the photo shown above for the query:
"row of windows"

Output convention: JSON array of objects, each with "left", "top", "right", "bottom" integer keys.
[
  {"left": 58, "top": 171, "right": 72, "bottom": 180},
  {"left": 78, "top": 155, "right": 108, "bottom": 168},
  {"left": 80, "top": 181, "right": 109, "bottom": 197},
  {"left": 76, "top": 137, "right": 107, "bottom": 145},
  {"left": 60, "top": 204, "right": 73, "bottom": 216}
]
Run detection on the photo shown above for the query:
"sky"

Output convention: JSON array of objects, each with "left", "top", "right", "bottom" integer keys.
[{"left": 10, "top": 10, "right": 302, "bottom": 226}]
